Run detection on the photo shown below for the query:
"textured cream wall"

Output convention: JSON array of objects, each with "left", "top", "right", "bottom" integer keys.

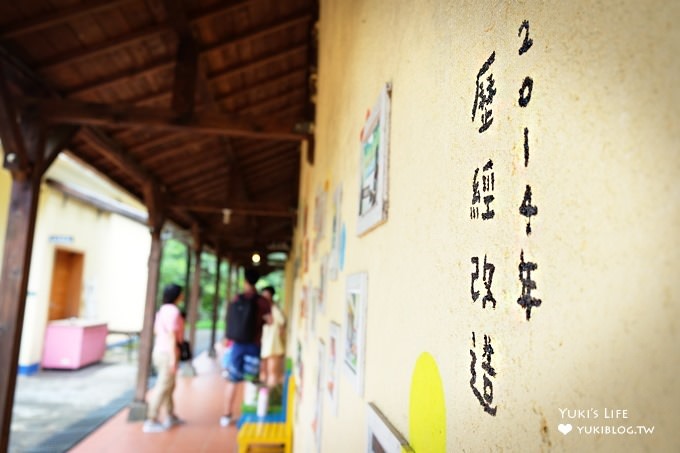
[{"left": 287, "top": 0, "right": 680, "bottom": 451}]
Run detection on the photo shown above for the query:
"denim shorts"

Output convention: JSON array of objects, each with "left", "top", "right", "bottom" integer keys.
[{"left": 226, "top": 342, "right": 261, "bottom": 382}]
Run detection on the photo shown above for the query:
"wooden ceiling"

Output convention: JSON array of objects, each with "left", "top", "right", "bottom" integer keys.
[{"left": 0, "top": 0, "right": 318, "bottom": 268}]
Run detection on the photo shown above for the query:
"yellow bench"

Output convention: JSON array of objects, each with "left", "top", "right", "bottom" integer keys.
[{"left": 237, "top": 376, "right": 295, "bottom": 453}]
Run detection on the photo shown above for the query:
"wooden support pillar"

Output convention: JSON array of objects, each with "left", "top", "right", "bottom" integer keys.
[
  {"left": 0, "top": 176, "right": 40, "bottom": 450},
  {"left": 225, "top": 262, "right": 236, "bottom": 304},
  {"left": 209, "top": 251, "right": 222, "bottom": 358},
  {"left": 171, "top": 36, "right": 198, "bottom": 118},
  {"left": 0, "top": 63, "right": 56, "bottom": 449},
  {"left": 187, "top": 225, "right": 202, "bottom": 357},
  {"left": 184, "top": 242, "right": 192, "bottom": 304},
  {"left": 129, "top": 183, "right": 165, "bottom": 421},
  {"left": 221, "top": 260, "right": 233, "bottom": 340},
  {"left": 129, "top": 227, "right": 163, "bottom": 420}
]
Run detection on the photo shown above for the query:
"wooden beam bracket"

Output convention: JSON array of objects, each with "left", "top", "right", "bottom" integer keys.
[
  {"left": 22, "top": 97, "right": 305, "bottom": 141},
  {"left": 143, "top": 182, "right": 166, "bottom": 233}
]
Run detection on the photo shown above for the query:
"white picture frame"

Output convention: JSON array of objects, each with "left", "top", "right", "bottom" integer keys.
[
  {"left": 343, "top": 272, "right": 368, "bottom": 396},
  {"left": 357, "top": 83, "right": 391, "bottom": 236},
  {"left": 366, "top": 403, "right": 414, "bottom": 453}
]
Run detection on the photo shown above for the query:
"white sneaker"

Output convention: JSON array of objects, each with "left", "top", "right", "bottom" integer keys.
[
  {"left": 142, "top": 420, "right": 167, "bottom": 433},
  {"left": 219, "top": 414, "right": 232, "bottom": 427},
  {"left": 163, "top": 414, "right": 185, "bottom": 429}
]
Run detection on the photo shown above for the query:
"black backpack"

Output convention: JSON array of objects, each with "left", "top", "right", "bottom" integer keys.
[{"left": 226, "top": 294, "right": 258, "bottom": 343}]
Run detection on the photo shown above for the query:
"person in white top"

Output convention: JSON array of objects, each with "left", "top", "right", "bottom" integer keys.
[{"left": 259, "top": 286, "right": 286, "bottom": 388}]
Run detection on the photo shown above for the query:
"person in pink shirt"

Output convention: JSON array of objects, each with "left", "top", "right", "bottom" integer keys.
[{"left": 143, "top": 284, "right": 185, "bottom": 433}]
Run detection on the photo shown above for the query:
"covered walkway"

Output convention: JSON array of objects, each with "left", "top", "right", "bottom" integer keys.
[
  {"left": 0, "top": 1, "right": 316, "bottom": 450},
  {"left": 71, "top": 352, "right": 240, "bottom": 453}
]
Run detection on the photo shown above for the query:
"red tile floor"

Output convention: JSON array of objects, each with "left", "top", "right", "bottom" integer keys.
[{"left": 70, "top": 352, "right": 241, "bottom": 453}]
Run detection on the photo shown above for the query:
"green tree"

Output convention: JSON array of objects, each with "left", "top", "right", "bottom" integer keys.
[
  {"left": 158, "top": 238, "right": 229, "bottom": 325},
  {"left": 158, "top": 238, "right": 189, "bottom": 308}
]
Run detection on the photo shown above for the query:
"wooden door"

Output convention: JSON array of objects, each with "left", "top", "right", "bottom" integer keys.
[{"left": 48, "top": 249, "right": 84, "bottom": 321}]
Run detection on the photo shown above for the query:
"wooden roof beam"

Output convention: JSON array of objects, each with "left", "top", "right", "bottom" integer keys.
[
  {"left": 243, "top": 142, "right": 300, "bottom": 172},
  {"left": 142, "top": 181, "right": 165, "bottom": 232},
  {"left": 173, "top": 172, "right": 231, "bottom": 197},
  {"left": 36, "top": 0, "right": 255, "bottom": 73},
  {"left": 79, "top": 127, "right": 152, "bottom": 185},
  {"left": 128, "top": 130, "right": 187, "bottom": 154},
  {"left": 163, "top": 0, "right": 253, "bottom": 226},
  {"left": 188, "top": 206, "right": 293, "bottom": 218},
  {"left": 39, "top": 23, "right": 174, "bottom": 73},
  {"left": 24, "top": 97, "right": 306, "bottom": 141},
  {"left": 257, "top": 172, "right": 300, "bottom": 197},
  {"left": 139, "top": 135, "right": 215, "bottom": 165},
  {"left": 68, "top": 58, "right": 175, "bottom": 99},
  {"left": 133, "top": 65, "right": 307, "bottom": 108},
  {"left": 231, "top": 88, "right": 306, "bottom": 115},
  {"left": 204, "top": 239, "right": 290, "bottom": 252},
  {"left": 37, "top": 125, "right": 80, "bottom": 176},
  {"left": 0, "top": 42, "right": 204, "bottom": 232},
  {"left": 66, "top": 28, "right": 308, "bottom": 97},
  {"left": 78, "top": 127, "right": 204, "bottom": 232},
  {"left": 248, "top": 154, "right": 298, "bottom": 178},
  {"left": 200, "top": 13, "right": 310, "bottom": 58},
  {"left": 207, "top": 44, "right": 307, "bottom": 86},
  {"left": 159, "top": 158, "right": 223, "bottom": 185},
  {"left": 173, "top": 200, "right": 295, "bottom": 216},
  {"left": 0, "top": 0, "right": 136, "bottom": 39},
  {"left": 170, "top": 36, "right": 198, "bottom": 117},
  {"left": 215, "top": 68, "right": 308, "bottom": 103}
]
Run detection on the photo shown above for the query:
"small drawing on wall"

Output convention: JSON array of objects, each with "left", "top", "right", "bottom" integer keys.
[
  {"left": 327, "top": 321, "right": 341, "bottom": 415},
  {"left": 329, "top": 184, "right": 342, "bottom": 281},
  {"left": 295, "top": 339, "right": 304, "bottom": 405},
  {"left": 319, "top": 255, "right": 328, "bottom": 314},
  {"left": 312, "top": 338, "right": 325, "bottom": 453},
  {"left": 357, "top": 83, "right": 391, "bottom": 236},
  {"left": 309, "top": 286, "right": 318, "bottom": 339},
  {"left": 313, "top": 186, "right": 327, "bottom": 260},
  {"left": 344, "top": 272, "right": 368, "bottom": 396}
]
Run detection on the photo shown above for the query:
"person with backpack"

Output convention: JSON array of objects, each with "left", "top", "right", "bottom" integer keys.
[{"left": 220, "top": 268, "right": 272, "bottom": 426}]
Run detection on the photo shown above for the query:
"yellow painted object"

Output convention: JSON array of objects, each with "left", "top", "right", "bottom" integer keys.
[
  {"left": 409, "top": 353, "right": 446, "bottom": 453},
  {"left": 238, "top": 376, "right": 296, "bottom": 453}
]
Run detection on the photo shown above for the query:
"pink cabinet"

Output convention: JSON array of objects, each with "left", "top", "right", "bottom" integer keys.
[{"left": 41, "top": 319, "right": 108, "bottom": 370}]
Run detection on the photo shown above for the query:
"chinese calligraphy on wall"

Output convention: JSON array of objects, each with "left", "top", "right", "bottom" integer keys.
[{"left": 467, "top": 19, "right": 543, "bottom": 416}]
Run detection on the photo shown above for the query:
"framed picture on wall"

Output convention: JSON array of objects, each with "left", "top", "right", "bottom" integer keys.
[
  {"left": 357, "top": 83, "right": 392, "bottom": 236},
  {"left": 366, "top": 403, "right": 414, "bottom": 453},
  {"left": 309, "top": 286, "right": 318, "bottom": 338},
  {"left": 319, "top": 255, "right": 328, "bottom": 314},
  {"left": 343, "top": 272, "right": 368, "bottom": 396},
  {"left": 329, "top": 184, "right": 342, "bottom": 281}
]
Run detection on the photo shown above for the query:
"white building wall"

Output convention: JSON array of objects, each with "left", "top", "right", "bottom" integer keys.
[{"left": 14, "top": 156, "right": 150, "bottom": 372}]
